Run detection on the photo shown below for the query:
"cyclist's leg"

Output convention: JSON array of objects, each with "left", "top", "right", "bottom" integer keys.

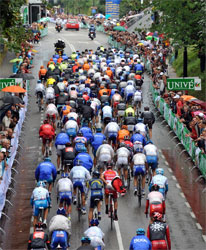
[
  {"left": 104, "top": 190, "right": 109, "bottom": 214},
  {"left": 42, "top": 137, "right": 46, "bottom": 156},
  {"left": 113, "top": 192, "right": 118, "bottom": 220}
]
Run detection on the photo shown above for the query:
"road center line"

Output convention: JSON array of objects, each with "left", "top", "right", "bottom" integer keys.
[{"left": 114, "top": 221, "right": 125, "bottom": 250}]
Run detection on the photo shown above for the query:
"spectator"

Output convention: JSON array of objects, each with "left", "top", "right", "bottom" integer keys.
[
  {"left": 0, "top": 152, "right": 8, "bottom": 182},
  {"left": 2, "top": 110, "right": 12, "bottom": 128},
  {"left": 180, "top": 105, "right": 193, "bottom": 129},
  {"left": 196, "top": 129, "right": 206, "bottom": 153}
]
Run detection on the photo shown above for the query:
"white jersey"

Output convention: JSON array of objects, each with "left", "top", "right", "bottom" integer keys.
[
  {"left": 124, "top": 85, "right": 135, "bottom": 95},
  {"left": 35, "top": 83, "right": 45, "bottom": 94},
  {"left": 45, "top": 87, "right": 55, "bottom": 100},
  {"left": 64, "top": 120, "right": 79, "bottom": 130},
  {"left": 116, "top": 147, "right": 130, "bottom": 158},
  {"left": 84, "top": 226, "right": 105, "bottom": 247},
  {"left": 102, "top": 106, "right": 112, "bottom": 118},
  {"left": 151, "top": 174, "right": 168, "bottom": 189},
  {"left": 92, "top": 98, "right": 101, "bottom": 107},
  {"left": 56, "top": 178, "right": 73, "bottom": 193},
  {"left": 96, "top": 144, "right": 114, "bottom": 159},
  {"left": 45, "top": 103, "right": 58, "bottom": 116},
  {"left": 70, "top": 166, "right": 91, "bottom": 181},
  {"left": 104, "top": 122, "right": 120, "bottom": 135},
  {"left": 134, "top": 123, "right": 146, "bottom": 134},
  {"left": 133, "top": 153, "right": 146, "bottom": 165},
  {"left": 31, "top": 186, "right": 49, "bottom": 201},
  {"left": 49, "top": 215, "right": 71, "bottom": 237},
  {"left": 134, "top": 90, "right": 142, "bottom": 100},
  {"left": 144, "top": 144, "right": 158, "bottom": 156},
  {"left": 67, "top": 112, "right": 78, "bottom": 121},
  {"left": 147, "top": 191, "right": 164, "bottom": 204}
]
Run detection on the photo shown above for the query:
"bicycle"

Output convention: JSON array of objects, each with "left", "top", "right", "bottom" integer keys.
[
  {"left": 108, "top": 193, "right": 114, "bottom": 230},
  {"left": 136, "top": 174, "right": 142, "bottom": 208},
  {"left": 37, "top": 92, "right": 42, "bottom": 112},
  {"left": 45, "top": 138, "right": 50, "bottom": 157},
  {"left": 93, "top": 197, "right": 101, "bottom": 220},
  {"left": 146, "top": 164, "right": 153, "bottom": 185},
  {"left": 76, "top": 187, "right": 82, "bottom": 222}
]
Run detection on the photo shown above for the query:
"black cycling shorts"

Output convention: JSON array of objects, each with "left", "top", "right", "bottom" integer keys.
[
  {"left": 37, "top": 91, "right": 43, "bottom": 99},
  {"left": 90, "top": 194, "right": 103, "bottom": 208}
]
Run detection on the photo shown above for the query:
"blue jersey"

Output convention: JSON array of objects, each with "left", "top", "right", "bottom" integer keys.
[
  {"left": 129, "top": 235, "right": 152, "bottom": 250},
  {"left": 91, "top": 133, "right": 106, "bottom": 151},
  {"left": 89, "top": 178, "right": 103, "bottom": 196},
  {"left": 80, "top": 126, "right": 94, "bottom": 143},
  {"left": 55, "top": 132, "right": 70, "bottom": 147},
  {"left": 131, "top": 133, "right": 146, "bottom": 146},
  {"left": 35, "top": 162, "right": 57, "bottom": 182},
  {"left": 51, "top": 230, "right": 68, "bottom": 249},
  {"left": 134, "top": 63, "right": 144, "bottom": 73},
  {"left": 74, "top": 152, "right": 93, "bottom": 171}
]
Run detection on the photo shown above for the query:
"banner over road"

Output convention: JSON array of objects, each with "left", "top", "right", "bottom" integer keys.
[{"left": 106, "top": 0, "right": 122, "bottom": 19}]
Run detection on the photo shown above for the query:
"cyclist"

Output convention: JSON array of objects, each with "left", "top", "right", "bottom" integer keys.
[
  {"left": 88, "top": 171, "right": 104, "bottom": 222},
  {"left": 77, "top": 237, "right": 95, "bottom": 250},
  {"left": 45, "top": 87, "right": 55, "bottom": 105},
  {"left": 74, "top": 148, "right": 93, "bottom": 173},
  {"left": 81, "top": 100, "right": 94, "bottom": 128},
  {"left": 149, "top": 168, "right": 168, "bottom": 198},
  {"left": 145, "top": 184, "right": 165, "bottom": 220},
  {"left": 116, "top": 142, "right": 131, "bottom": 187},
  {"left": 144, "top": 140, "right": 158, "bottom": 176},
  {"left": 38, "top": 65, "right": 47, "bottom": 81},
  {"left": 96, "top": 140, "right": 115, "bottom": 173},
  {"left": 49, "top": 212, "right": 71, "bottom": 250},
  {"left": 104, "top": 118, "right": 120, "bottom": 149},
  {"left": 123, "top": 135, "right": 133, "bottom": 153},
  {"left": 125, "top": 105, "right": 135, "bottom": 117},
  {"left": 147, "top": 212, "right": 171, "bottom": 250},
  {"left": 30, "top": 181, "right": 51, "bottom": 227},
  {"left": 28, "top": 223, "right": 50, "bottom": 250},
  {"left": 39, "top": 119, "right": 55, "bottom": 156},
  {"left": 64, "top": 117, "right": 79, "bottom": 140},
  {"left": 133, "top": 86, "right": 142, "bottom": 112},
  {"left": 141, "top": 107, "right": 155, "bottom": 139},
  {"left": 35, "top": 80, "right": 45, "bottom": 108},
  {"left": 131, "top": 130, "right": 147, "bottom": 152},
  {"left": 55, "top": 131, "right": 70, "bottom": 173},
  {"left": 102, "top": 102, "right": 112, "bottom": 127},
  {"left": 56, "top": 173, "right": 73, "bottom": 219},
  {"left": 35, "top": 157, "right": 57, "bottom": 194},
  {"left": 129, "top": 228, "right": 152, "bottom": 250},
  {"left": 84, "top": 219, "right": 105, "bottom": 249},
  {"left": 61, "top": 142, "right": 76, "bottom": 171},
  {"left": 70, "top": 160, "right": 91, "bottom": 214},
  {"left": 124, "top": 82, "right": 135, "bottom": 103},
  {"left": 117, "top": 100, "right": 126, "bottom": 123},
  {"left": 74, "top": 131, "right": 88, "bottom": 154},
  {"left": 134, "top": 59, "right": 144, "bottom": 75},
  {"left": 91, "top": 128, "right": 106, "bottom": 166},
  {"left": 101, "top": 163, "right": 119, "bottom": 220},
  {"left": 111, "top": 90, "right": 122, "bottom": 116},
  {"left": 45, "top": 103, "right": 58, "bottom": 129},
  {"left": 117, "top": 125, "right": 130, "bottom": 144},
  {"left": 79, "top": 124, "right": 94, "bottom": 146},
  {"left": 124, "top": 112, "right": 136, "bottom": 134},
  {"left": 134, "top": 118, "right": 147, "bottom": 138},
  {"left": 132, "top": 144, "right": 147, "bottom": 196}
]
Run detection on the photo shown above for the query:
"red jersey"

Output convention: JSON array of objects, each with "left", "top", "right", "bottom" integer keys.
[
  {"left": 103, "top": 169, "right": 118, "bottom": 185},
  {"left": 39, "top": 124, "right": 55, "bottom": 139}
]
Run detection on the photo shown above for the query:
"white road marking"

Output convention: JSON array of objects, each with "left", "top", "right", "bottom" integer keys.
[
  {"left": 158, "top": 149, "right": 162, "bottom": 153},
  {"left": 94, "top": 40, "right": 101, "bottom": 45},
  {"left": 172, "top": 175, "right": 177, "bottom": 181},
  {"left": 190, "top": 212, "right": 196, "bottom": 219},
  {"left": 196, "top": 223, "right": 202, "bottom": 230},
  {"left": 185, "top": 202, "right": 191, "bottom": 208},
  {"left": 165, "top": 161, "right": 169, "bottom": 166},
  {"left": 180, "top": 192, "right": 185, "bottom": 198},
  {"left": 39, "top": 146, "right": 42, "bottom": 150},
  {"left": 168, "top": 168, "right": 172, "bottom": 173},
  {"left": 78, "top": 41, "right": 89, "bottom": 44},
  {"left": 161, "top": 154, "right": 165, "bottom": 160},
  {"left": 114, "top": 221, "right": 125, "bottom": 250},
  {"left": 176, "top": 183, "right": 181, "bottom": 189},
  {"left": 202, "top": 235, "right": 206, "bottom": 242}
]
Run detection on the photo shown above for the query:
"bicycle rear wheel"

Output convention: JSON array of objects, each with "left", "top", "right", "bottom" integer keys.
[
  {"left": 109, "top": 195, "right": 113, "bottom": 230},
  {"left": 138, "top": 175, "right": 142, "bottom": 208},
  {"left": 77, "top": 188, "right": 81, "bottom": 222},
  {"left": 127, "top": 167, "right": 131, "bottom": 190}
]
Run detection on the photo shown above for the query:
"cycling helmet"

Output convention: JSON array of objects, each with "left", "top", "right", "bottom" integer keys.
[
  {"left": 151, "top": 184, "right": 160, "bottom": 192},
  {"left": 119, "top": 142, "right": 126, "bottom": 148},
  {"left": 61, "top": 173, "right": 69, "bottom": 178},
  {"left": 146, "top": 140, "right": 153, "bottom": 145},
  {"left": 90, "top": 219, "right": 99, "bottom": 226},
  {"left": 77, "top": 131, "right": 83, "bottom": 136},
  {"left": 106, "top": 162, "right": 114, "bottom": 169},
  {"left": 156, "top": 168, "right": 164, "bottom": 175},
  {"left": 96, "top": 127, "right": 102, "bottom": 132},
  {"left": 43, "top": 119, "right": 49, "bottom": 124},
  {"left": 136, "top": 228, "right": 145, "bottom": 235},
  {"left": 93, "top": 171, "right": 100, "bottom": 178},
  {"left": 81, "top": 236, "right": 91, "bottom": 244},
  {"left": 37, "top": 80, "right": 41, "bottom": 84},
  {"left": 37, "top": 181, "right": 46, "bottom": 188},
  {"left": 44, "top": 157, "right": 51, "bottom": 162},
  {"left": 59, "top": 77, "right": 63, "bottom": 82},
  {"left": 35, "top": 222, "right": 44, "bottom": 231},
  {"left": 104, "top": 102, "right": 109, "bottom": 106},
  {"left": 153, "top": 212, "right": 163, "bottom": 221},
  {"left": 124, "top": 135, "right": 130, "bottom": 141}
]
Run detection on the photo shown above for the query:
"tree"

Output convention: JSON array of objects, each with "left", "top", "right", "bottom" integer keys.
[
  {"left": 151, "top": 0, "right": 205, "bottom": 75},
  {"left": 0, "top": 0, "right": 30, "bottom": 52}
]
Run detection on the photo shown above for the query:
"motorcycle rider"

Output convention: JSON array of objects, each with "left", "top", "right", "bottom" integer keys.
[{"left": 89, "top": 24, "right": 96, "bottom": 38}]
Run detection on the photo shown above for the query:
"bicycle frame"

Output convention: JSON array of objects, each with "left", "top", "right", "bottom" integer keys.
[
  {"left": 77, "top": 187, "right": 82, "bottom": 222},
  {"left": 108, "top": 193, "right": 114, "bottom": 230},
  {"left": 137, "top": 174, "right": 142, "bottom": 207}
]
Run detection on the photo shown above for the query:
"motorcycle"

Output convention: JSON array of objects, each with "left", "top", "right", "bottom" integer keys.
[
  {"left": 89, "top": 31, "right": 95, "bottom": 40},
  {"left": 56, "top": 25, "right": 62, "bottom": 33}
]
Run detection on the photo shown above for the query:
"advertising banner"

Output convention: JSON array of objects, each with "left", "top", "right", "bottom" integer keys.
[{"left": 106, "top": 0, "right": 122, "bottom": 19}]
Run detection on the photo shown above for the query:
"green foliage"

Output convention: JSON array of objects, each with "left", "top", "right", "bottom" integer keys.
[
  {"left": 173, "top": 47, "right": 206, "bottom": 100},
  {"left": 0, "top": 0, "right": 30, "bottom": 52}
]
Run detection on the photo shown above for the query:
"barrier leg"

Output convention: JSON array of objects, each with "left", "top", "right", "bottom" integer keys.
[
  {"left": 8, "top": 187, "right": 16, "bottom": 196},
  {"left": 195, "top": 175, "right": 204, "bottom": 182},
  {"left": 175, "top": 142, "right": 182, "bottom": 149},
  {"left": 179, "top": 149, "right": 187, "bottom": 156},
  {"left": 5, "top": 199, "right": 13, "bottom": 207},
  {"left": 190, "top": 165, "right": 197, "bottom": 172},
  {"left": 1, "top": 212, "right": 10, "bottom": 221},
  {"left": 171, "top": 136, "right": 178, "bottom": 141},
  {"left": 14, "top": 159, "right": 20, "bottom": 165},
  {"left": 184, "top": 157, "right": 191, "bottom": 163},
  {"left": 11, "top": 168, "right": 18, "bottom": 174},
  {"left": 0, "top": 227, "right": 6, "bottom": 235},
  {"left": 202, "top": 187, "right": 206, "bottom": 193}
]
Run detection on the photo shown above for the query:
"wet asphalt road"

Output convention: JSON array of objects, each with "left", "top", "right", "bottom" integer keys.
[{"left": 0, "top": 24, "right": 206, "bottom": 250}]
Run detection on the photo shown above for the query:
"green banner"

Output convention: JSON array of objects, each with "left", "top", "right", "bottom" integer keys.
[
  {"left": 167, "top": 78, "right": 194, "bottom": 90},
  {"left": 199, "top": 154, "right": 206, "bottom": 176},
  {"left": 0, "top": 78, "right": 23, "bottom": 90},
  {"left": 163, "top": 103, "right": 170, "bottom": 122},
  {"left": 176, "top": 119, "right": 183, "bottom": 141},
  {"left": 159, "top": 98, "right": 164, "bottom": 114}
]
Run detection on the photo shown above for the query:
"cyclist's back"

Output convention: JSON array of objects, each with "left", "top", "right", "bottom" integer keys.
[{"left": 129, "top": 235, "right": 152, "bottom": 250}]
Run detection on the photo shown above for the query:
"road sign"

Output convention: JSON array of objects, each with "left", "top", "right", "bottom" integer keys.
[
  {"left": 167, "top": 78, "right": 201, "bottom": 91},
  {"left": 106, "top": 0, "right": 121, "bottom": 19},
  {"left": 0, "top": 78, "right": 23, "bottom": 91}
]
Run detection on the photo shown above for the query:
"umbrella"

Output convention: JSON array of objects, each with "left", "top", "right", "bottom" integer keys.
[
  {"left": 113, "top": 26, "right": 126, "bottom": 31},
  {"left": 146, "top": 32, "right": 153, "bottom": 36},
  {"left": 3, "top": 94, "right": 24, "bottom": 104},
  {"left": 32, "top": 49, "right": 38, "bottom": 53},
  {"left": 181, "top": 95, "right": 197, "bottom": 102},
  {"left": 9, "top": 58, "right": 23, "bottom": 63},
  {"left": 10, "top": 73, "right": 35, "bottom": 80},
  {"left": 1, "top": 85, "right": 26, "bottom": 93},
  {"left": 146, "top": 36, "right": 158, "bottom": 41},
  {"left": 95, "top": 13, "right": 105, "bottom": 19},
  {"left": 138, "top": 43, "right": 144, "bottom": 46}
]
